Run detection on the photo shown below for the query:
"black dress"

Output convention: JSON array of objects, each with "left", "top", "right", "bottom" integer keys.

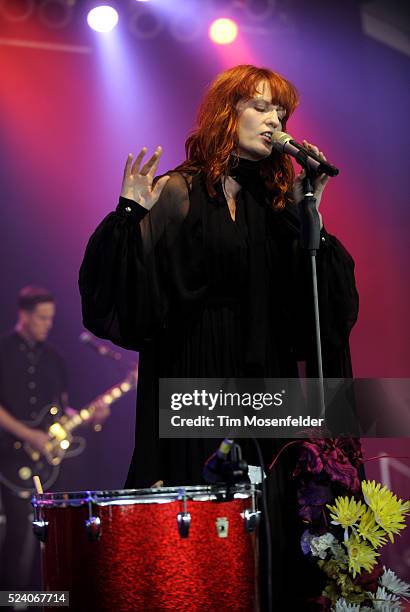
[{"left": 79, "top": 169, "right": 358, "bottom": 607}]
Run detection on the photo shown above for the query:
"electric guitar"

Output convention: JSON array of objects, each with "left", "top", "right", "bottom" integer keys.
[{"left": 0, "top": 368, "right": 137, "bottom": 496}]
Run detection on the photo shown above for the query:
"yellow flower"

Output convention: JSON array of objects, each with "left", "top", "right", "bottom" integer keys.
[
  {"left": 327, "top": 496, "right": 366, "bottom": 538},
  {"left": 362, "top": 480, "right": 410, "bottom": 543},
  {"left": 344, "top": 535, "right": 379, "bottom": 578},
  {"left": 357, "top": 508, "right": 387, "bottom": 548}
]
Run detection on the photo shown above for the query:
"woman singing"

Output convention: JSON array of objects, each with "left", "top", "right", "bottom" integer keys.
[{"left": 79, "top": 64, "right": 358, "bottom": 608}]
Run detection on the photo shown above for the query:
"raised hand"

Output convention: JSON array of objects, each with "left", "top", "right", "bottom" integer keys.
[{"left": 120, "top": 146, "right": 170, "bottom": 210}]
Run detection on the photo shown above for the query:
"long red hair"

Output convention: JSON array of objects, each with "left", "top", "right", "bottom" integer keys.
[{"left": 175, "top": 64, "right": 299, "bottom": 210}]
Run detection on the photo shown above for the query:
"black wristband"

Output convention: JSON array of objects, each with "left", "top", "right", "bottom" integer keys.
[{"left": 116, "top": 196, "right": 149, "bottom": 222}]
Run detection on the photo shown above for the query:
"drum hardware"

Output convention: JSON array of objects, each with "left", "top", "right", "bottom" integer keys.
[
  {"left": 215, "top": 516, "right": 229, "bottom": 538},
  {"left": 243, "top": 487, "right": 261, "bottom": 532},
  {"left": 203, "top": 439, "right": 250, "bottom": 486},
  {"left": 176, "top": 488, "right": 191, "bottom": 538},
  {"left": 32, "top": 500, "right": 48, "bottom": 543},
  {"left": 85, "top": 495, "right": 101, "bottom": 540},
  {"left": 32, "top": 518, "right": 48, "bottom": 542},
  {"left": 243, "top": 508, "right": 261, "bottom": 533}
]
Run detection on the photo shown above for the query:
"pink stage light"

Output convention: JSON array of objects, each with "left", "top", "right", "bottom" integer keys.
[
  {"left": 209, "top": 18, "right": 238, "bottom": 45},
  {"left": 87, "top": 5, "right": 119, "bottom": 33}
]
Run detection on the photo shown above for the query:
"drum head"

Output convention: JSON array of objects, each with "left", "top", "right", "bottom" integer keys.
[{"left": 32, "top": 483, "right": 255, "bottom": 507}]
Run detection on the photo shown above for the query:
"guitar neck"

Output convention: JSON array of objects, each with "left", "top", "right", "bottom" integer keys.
[{"left": 58, "top": 374, "right": 136, "bottom": 434}]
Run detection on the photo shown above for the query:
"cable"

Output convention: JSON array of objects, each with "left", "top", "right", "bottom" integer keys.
[{"left": 251, "top": 437, "right": 272, "bottom": 612}]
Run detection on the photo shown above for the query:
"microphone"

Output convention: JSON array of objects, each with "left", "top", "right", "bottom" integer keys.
[
  {"left": 203, "top": 439, "right": 234, "bottom": 483},
  {"left": 79, "top": 332, "right": 122, "bottom": 361},
  {"left": 271, "top": 131, "right": 339, "bottom": 177},
  {"left": 203, "top": 438, "right": 249, "bottom": 485}
]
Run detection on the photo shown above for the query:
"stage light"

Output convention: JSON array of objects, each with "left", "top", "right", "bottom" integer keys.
[
  {"left": 87, "top": 5, "right": 119, "bottom": 33},
  {"left": 129, "top": 5, "right": 163, "bottom": 40},
  {"left": 38, "top": 0, "right": 74, "bottom": 30},
  {"left": 209, "top": 17, "right": 238, "bottom": 45}
]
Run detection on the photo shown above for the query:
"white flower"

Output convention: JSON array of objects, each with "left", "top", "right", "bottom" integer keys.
[
  {"left": 368, "top": 586, "right": 402, "bottom": 611},
  {"left": 334, "top": 598, "right": 361, "bottom": 611},
  {"left": 379, "top": 566, "right": 410, "bottom": 598},
  {"left": 310, "top": 532, "right": 336, "bottom": 559}
]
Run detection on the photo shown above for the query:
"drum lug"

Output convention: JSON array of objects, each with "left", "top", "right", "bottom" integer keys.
[
  {"left": 85, "top": 496, "right": 101, "bottom": 540},
  {"left": 85, "top": 515, "right": 101, "bottom": 540},
  {"left": 177, "top": 512, "right": 191, "bottom": 538},
  {"left": 32, "top": 500, "right": 48, "bottom": 542},
  {"left": 244, "top": 509, "right": 261, "bottom": 533},
  {"left": 32, "top": 519, "right": 48, "bottom": 542},
  {"left": 177, "top": 488, "right": 191, "bottom": 538}
]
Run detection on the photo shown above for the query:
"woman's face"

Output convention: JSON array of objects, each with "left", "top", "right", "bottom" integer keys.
[{"left": 236, "top": 80, "right": 286, "bottom": 161}]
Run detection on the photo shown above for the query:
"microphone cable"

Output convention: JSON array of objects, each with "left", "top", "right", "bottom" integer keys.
[{"left": 251, "top": 436, "right": 272, "bottom": 612}]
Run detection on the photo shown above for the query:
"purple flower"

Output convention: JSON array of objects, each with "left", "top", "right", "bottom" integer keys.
[
  {"left": 297, "top": 481, "right": 333, "bottom": 523},
  {"left": 300, "top": 529, "right": 315, "bottom": 555},
  {"left": 293, "top": 441, "right": 324, "bottom": 477},
  {"left": 336, "top": 437, "right": 363, "bottom": 469},
  {"left": 322, "top": 442, "right": 361, "bottom": 492},
  {"left": 294, "top": 438, "right": 362, "bottom": 493}
]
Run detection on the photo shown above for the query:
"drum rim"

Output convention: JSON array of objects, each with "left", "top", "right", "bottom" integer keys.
[{"left": 32, "top": 483, "right": 256, "bottom": 507}]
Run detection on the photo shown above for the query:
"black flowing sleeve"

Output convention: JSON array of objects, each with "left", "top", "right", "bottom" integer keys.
[
  {"left": 79, "top": 173, "right": 190, "bottom": 350},
  {"left": 315, "top": 227, "right": 359, "bottom": 375},
  {"left": 279, "top": 202, "right": 359, "bottom": 376}
]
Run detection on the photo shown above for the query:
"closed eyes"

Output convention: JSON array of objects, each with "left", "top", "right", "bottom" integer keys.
[{"left": 254, "top": 102, "right": 285, "bottom": 120}]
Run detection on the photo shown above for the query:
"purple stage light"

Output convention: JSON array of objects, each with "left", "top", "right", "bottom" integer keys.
[
  {"left": 209, "top": 18, "right": 238, "bottom": 45},
  {"left": 87, "top": 5, "right": 119, "bottom": 33}
]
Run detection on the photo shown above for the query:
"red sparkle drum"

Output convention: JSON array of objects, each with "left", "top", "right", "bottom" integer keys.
[{"left": 33, "top": 485, "right": 260, "bottom": 611}]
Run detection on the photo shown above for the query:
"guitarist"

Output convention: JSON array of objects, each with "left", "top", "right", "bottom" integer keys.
[{"left": 0, "top": 286, "right": 109, "bottom": 594}]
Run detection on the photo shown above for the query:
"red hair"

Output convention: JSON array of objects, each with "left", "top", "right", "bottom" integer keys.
[{"left": 175, "top": 64, "right": 299, "bottom": 210}]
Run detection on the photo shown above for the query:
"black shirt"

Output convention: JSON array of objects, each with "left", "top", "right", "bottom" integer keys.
[{"left": 0, "top": 331, "right": 67, "bottom": 423}]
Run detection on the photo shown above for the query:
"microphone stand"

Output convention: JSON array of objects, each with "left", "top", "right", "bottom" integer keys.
[{"left": 298, "top": 161, "right": 326, "bottom": 419}]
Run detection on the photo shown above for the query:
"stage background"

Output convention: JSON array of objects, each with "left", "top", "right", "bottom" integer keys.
[{"left": 0, "top": 0, "right": 408, "bottom": 580}]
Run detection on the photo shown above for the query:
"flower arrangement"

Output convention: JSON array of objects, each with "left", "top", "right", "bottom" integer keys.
[{"left": 293, "top": 438, "right": 410, "bottom": 611}]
